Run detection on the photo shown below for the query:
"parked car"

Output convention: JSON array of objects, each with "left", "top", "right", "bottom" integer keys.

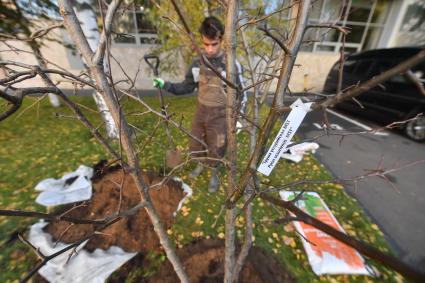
[{"left": 323, "top": 47, "right": 425, "bottom": 142}]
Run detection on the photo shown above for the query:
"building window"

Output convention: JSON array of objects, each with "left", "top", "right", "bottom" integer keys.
[
  {"left": 392, "top": 0, "right": 425, "bottom": 47},
  {"left": 305, "top": 0, "right": 390, "bottom": 53},
  {"left": 97, "top": 0, "right": 158, "bottom": 45}
]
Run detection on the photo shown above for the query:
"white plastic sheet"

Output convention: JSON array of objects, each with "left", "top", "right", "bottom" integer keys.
[
  {"left": 281, "top": 142, "right": 319, "bottom": 163},
  {"left": 172, "top": 177, "right": 193, "bottom": 217},
  {"left": 35, "top": 165, "right": 93, "bottom": 206},
  {"left": 28, "top": 220, "right": 137, "bottom": 283}
]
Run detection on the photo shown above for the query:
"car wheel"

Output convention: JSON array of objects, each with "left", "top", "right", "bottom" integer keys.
[{"left": 405, "top": 113, "right": 425, "bottom": 142}]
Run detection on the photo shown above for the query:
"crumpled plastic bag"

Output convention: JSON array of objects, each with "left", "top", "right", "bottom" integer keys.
[
  {"left": 35, "top": 165, "right": 94, "bottom": 206},
  {"left": 172, "top": 177, "right": 193, "bottom": 217},
  {"left": 281, "top": 142, "right": 319, "bottom": 163},
  {"left": 28, "top": 220, "right": 137, "bottom": 283}
]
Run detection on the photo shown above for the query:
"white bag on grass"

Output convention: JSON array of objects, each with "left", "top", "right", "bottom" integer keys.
[
  {"left": 281, "top": 142, "right": 319, "bottom": 163},
  {"left": 28, "top": 220, "right": 137, "bottom": 283},
  {"left": 35, "top": 165, "right": 93, "bottom": 206}
]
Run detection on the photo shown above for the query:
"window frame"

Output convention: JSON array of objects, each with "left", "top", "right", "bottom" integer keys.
[
  {"left": 308, "top": 0, "right": 389, "bottom": 54},
  {"left": 95, "top": 1, "right": 158, "bottom": 47}
]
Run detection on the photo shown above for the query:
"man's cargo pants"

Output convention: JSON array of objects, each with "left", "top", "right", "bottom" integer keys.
[{"left": 189, "top": 103, "right": 227, "bottom": 167}]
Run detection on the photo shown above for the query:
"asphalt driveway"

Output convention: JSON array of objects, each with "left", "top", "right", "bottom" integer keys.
[{"left": 298, "top": 107, "right": 425, "bottom": 270}]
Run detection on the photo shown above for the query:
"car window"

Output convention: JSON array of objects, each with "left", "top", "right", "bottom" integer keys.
[
  {"left": 368, "top": 60, "right": 408, "bottom": 84},
  {"left": 389, "top": 74, "right": 408, "bottom": 84},
  {"left": 369, "top": 60, "right": 425, "bottom": 84},
  {"left": 369, "top": 60, "right": 395, "bottom": 76},
  {"left": 352, "top": 60, "right": 374, "bottom": 76},
  {"left": 389, "top": 62, "right": 425, "bottom": 84},
  {"left": 331, "top": 62, "right": 340, "bottom": 71},
  {"left": 343, "top": 60, "right": 356, "bottom": 73}
]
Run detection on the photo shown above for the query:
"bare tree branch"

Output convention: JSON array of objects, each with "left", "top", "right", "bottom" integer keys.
[
  {"left": 92, "top": 0, "right": 122, "bottom": 65},
  {"left": 306, "top": 23, "right": 349, "bottom": 34},
  {"left": 237, "top": 1, "right": 300, "bottom": 30},
  {"left": 0, "top": 87, "right": 55, "bottom": 121},
  {"left": 405, "top": 70, "right": 425, "bottom": 96},
  {"left": 0, "top": 209, "right": 108, "bottom": 225},
  {"left": 58, "top": 1, "right": 189, "bottom": 281},
  {"left": 0, "top": 23, "right": 64, "bottom": 42},
  {"left": 227, "top": 0, "right": 312, "bottom": 207},
  {"left": 124, "top": 89, "right": 208, "bottom": 148},
  {"left": 258, "top": 25, "right": 291, "bottom": 55}
]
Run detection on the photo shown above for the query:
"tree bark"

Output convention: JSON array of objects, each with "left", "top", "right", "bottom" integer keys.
[
  {"left": 227, "top": 0, "right": 311, "bottom": 207},
  {"left": 232, "top": 28, "right": 256, "bottom": 282},
  {"left": 58, "top": 1, "right": 189, "bottom": 281},
  {"left": 224, "top": 0, "right": 239, "bottom": 281},
  {"left": 74, "top": 0, "right": 119, "bottom": 139},
  {"left": 29, "top": 43, "right": 61, "bottom": 107}
]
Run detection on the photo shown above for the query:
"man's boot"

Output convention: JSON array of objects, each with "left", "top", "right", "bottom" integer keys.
[
  {"left": 208, "top": 168, "right": 219, "bottom": 193},
  {"left": 189, "top": 163, "right": 204, "bottom": 179}
]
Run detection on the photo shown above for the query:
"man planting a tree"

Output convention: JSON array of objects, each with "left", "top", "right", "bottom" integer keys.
[{"left": 153, "top": 16, "right": 245, "bottom": 193}]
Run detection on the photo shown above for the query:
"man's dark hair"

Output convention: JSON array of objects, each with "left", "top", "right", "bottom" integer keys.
[{"left": 199, "top": 16, "right": 224, "bottom": 39}]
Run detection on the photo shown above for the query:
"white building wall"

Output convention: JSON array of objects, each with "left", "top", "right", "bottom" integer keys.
[
  {"left": 288, "top": 52, "right": 339, "bottom": 92},
  {"left": 0, "top": 37, "right": 74, "bottom": 88},
  {"left": 107, "top": 45, "right": 184, "bottom": 90},
  {"left": 0, "top": 38, "right": 183, "bottom": 90}
]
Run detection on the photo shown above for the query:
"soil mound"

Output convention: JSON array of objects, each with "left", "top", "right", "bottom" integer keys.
[
  {"left": 41, "top": 166, "right": 293, "bottom": 282},
  {"left": 148, "top": 239, "right": 294, "bottom": 283},
  {"left": 45, "top": 168, "right": 185, "bottom": 252}
]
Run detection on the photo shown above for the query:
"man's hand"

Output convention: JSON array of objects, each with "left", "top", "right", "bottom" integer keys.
[{"left": 153, "top": 78, "right": 165, "bottom": 89}]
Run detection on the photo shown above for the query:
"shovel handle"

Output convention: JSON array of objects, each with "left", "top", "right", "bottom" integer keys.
[
  {"left": 144, "top": 55, "right": 160, "bottom": 76},
  {"left": 158, "top": 91, "right": 176, "bottom": 149},
  {"left": 144, "top": 55, "right": 176, "bottom": 149}
]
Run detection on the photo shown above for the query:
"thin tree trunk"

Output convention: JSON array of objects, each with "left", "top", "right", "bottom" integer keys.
[
  {"left": 227, "top": 0, "right": 311, "bottom": 207},
  {"left": 58, "top": 1, "right": 189, "bottom": 281},
  {"left": 232, "top": 28, "right": 256, "bottom": 282},
  {"left": 74, "top": 0, "right": 118, "bottom": 139},
  {"left": 29, "top": 43, "right": 61, "bottom": 107},
  {"left": 259, "top": 51, "right": 284, "bottom": 105},
  {"left": 224, "top": 0, "right": 239, "bottom": 282}
]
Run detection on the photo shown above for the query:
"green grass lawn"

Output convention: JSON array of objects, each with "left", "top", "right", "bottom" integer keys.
[{"left": 0, "top": 94, "right": 402, "bottom": 282}]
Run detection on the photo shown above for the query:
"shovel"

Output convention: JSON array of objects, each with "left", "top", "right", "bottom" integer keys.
[{"left": 144, "top": 54, "right": 182, "bottom": 168}]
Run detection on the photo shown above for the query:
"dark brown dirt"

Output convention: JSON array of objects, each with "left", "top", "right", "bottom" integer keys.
[
  {"left": 45, "top": 168, "right": 185, "bottom": 253},
  {"left": 148, "top": 239, "right": 295, "bottom": 283}
]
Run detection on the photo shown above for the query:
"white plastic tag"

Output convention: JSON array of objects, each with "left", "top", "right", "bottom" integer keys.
[{"left": 257, "top": 99, "right": 312, "bottom": 176}]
